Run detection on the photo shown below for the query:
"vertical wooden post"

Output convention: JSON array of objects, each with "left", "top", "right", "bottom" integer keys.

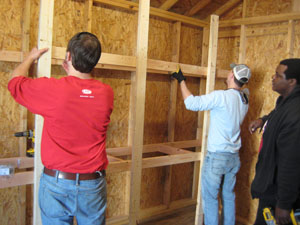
[
  {"left": 192, "top": 26, "right": 209, "bottom": 200},
  {"left": 164, "top": 21, "right": 181, "bottom": 207},
  {"left": 195, "top": 15, "right": 219, "bottom": 225},
  {"left": 85, "top": 0, "right": 93, "bottom": 32},
  {"left": 128, "top": 1, "right": 150, "bottom": 224},
  {"left": 238, "top": 0, "right": 247, "bottom": 64},
  {"left": 17, "top": 1, "right": 31, "bottom": 225},
  {"left": 33, "top": 1, "right": 54, "bottom": 225},
  {"left": 287, "top": 20, "right": 295, "bottom": 58}
]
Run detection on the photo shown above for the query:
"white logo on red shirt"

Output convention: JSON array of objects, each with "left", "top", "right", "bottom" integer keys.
[{"left": 82, "top": 89, "right": 92, "bottom": 94}]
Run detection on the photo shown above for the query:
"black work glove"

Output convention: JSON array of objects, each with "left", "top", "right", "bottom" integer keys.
[{"left": 171, "top": 66, "right": 186, "bottom": 83}]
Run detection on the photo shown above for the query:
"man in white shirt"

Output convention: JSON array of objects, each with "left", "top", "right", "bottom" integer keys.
[{"left": 172, "top": 64, "right": 251, "bottom": 225}]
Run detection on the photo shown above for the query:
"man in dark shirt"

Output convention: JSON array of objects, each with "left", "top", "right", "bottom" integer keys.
[{"left": 249, "top": 59, "right": 300, "bottom": 225}]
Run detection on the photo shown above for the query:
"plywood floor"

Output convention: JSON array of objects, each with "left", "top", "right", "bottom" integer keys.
[
  {"left": 139, "top": 205, "right": 246, "bottom": 225},
  {"left": 140, "top": 205, "right": 196, "bottom": 225}
]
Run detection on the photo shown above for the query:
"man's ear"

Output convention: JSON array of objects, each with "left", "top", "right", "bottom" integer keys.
[
  {"left": 65, "top": 52, "right": 71, "bottom": 61},
  {"left": 288, "top": 78, "right": 297, "bottom": 87}
]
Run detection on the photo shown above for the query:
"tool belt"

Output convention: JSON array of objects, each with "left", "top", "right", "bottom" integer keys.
[{"left": 44, "top": 167, "right": 105, "bottom": 181}]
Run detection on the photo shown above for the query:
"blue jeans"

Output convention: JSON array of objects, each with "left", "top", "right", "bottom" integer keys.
[
  {"left": 39, "top": 171, "right": 107, "bottom": 225},
  {"left": 201, "top": 151, "right": 240, "bottom": 225}
]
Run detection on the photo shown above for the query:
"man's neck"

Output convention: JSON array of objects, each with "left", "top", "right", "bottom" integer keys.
[
  {"left": 227, "top": 83, "right": 241, "bottom": 91},
  {"left": 67, "top": 68, "right": 92, "bottom": 79}
]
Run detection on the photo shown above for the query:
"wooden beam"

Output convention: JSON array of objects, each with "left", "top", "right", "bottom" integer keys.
[
  {"left": 220, "top": 12, "right": 300, "bottom": 27},
  {"left": 185, "top": 0, "right": 211, "bottom": 16},
  {"left": 106, "top": 139, "right": 201, "bottom": 157},
  {"left": 93, "top": 0, "right": 208, "bottom": 27},
  {"left": 195, "top": 15, "right": 219, "bottom": 225},
  {"left": 164, "top": 21, "right": 181, "bottom": 207},
  {"left": 286, "top": 20, "right": 295, "bottom": 58},
  {"left": 33, "top": 1, "right": 54, "bottom": 225},
  {"left": 85, "top": 0, "right": 93, "bottom": 32},
  {"left": 0, "top": 172, "right": 33, "bottom": 189},
  {"left": 207, "top": 0, "right": 242, "bottom": 19},
  {"left": 192, "top": 26, "right": 209, "bottom": 200},
  {"left": 0, "top": 148, "right": 201, "bottom": 188},
  {"left": 128, "top": 0, "right": 150, "bottom": 224},
  {"left": 107, "top": 151, "right": 201, "bottom": 173},
  {"left": 18, "top": 1, "right": 31, "bottom": 224},
  {"left": 238, "top": 0, "right": 247, "bottom": 64},
  {"left": 159, "top": 0, "right": 178, "bottom": 11},
  {"left": 218, "top": 24, "right": 291, "bottom": 38},
  {"left": 0, "top": 47, "right": 229, "bottom": 79},
  {"left": 0, "top": 157, "right": 34, "bottom": 169}
]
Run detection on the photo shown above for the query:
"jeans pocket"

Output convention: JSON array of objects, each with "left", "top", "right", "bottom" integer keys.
[
  {"left": 211, "top": 158, "right": 230, "bottom": 175},
  {"left": 40, "top": 184, "right": 69, "bottom": 218},
  {"left": 78, "top": 178, "right": 107, "bottom": 216}
]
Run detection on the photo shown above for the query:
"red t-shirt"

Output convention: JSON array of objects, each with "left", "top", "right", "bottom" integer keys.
[{"left": 8, "top": 75, "right": 114, "bottom": 173}]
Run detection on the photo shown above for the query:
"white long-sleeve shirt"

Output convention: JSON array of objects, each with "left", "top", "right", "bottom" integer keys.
[{"left": 184, "top": 89, "right": 248, "bottom": 153}]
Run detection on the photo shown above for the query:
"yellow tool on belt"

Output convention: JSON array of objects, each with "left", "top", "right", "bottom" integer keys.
[
  {"left": 263, "top": 207, "right": 300, "bottom": 225},
  {"left": 14, "top": 130, "right": 35, "bottom": 157}
]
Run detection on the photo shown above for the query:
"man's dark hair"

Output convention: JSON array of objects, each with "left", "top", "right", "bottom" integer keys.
[
  {"left": 67, "top": 32, "right": 101, "bottom": 73},
  {"left": 280, "top": 58, "right": 300, "bottom": 85},
  {"left": 234, "top": 77, "right": 244, "bottom": 88}
]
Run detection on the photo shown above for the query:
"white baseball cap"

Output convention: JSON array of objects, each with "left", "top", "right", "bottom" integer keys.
[{"left": 230, "top": 63, "right": 251, "bottom": 84}]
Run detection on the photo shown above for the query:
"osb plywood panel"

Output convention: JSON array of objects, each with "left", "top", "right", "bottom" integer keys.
[
  {"left": 0, "top": 0, "right": 24, "bottom": 221},
  {"left": 148, "top": 17, "right": 173, "bottom": 61},
  {"left": 180, "top": 25, "right": 202, "bottom": 65},
  {"left": 106, "top": 172, "right": 128, "bottom": 217},
  {"left": 294, "top": 21, "right": 300, "bottom": 58},
  {"left": 93, "top": 5, "right": 137, "bottom": 56},
  {"left": 93, "top": 70, "right": 131, "bottom": 217},
  {"left": 235, "top": 33, "right": 287, "bottom": 223},
  {"left": 141, "top": 167, "right": 165, "bottom": 208},
  {"left": 144, "top": 74, "right": 170, "bottom": 145},
  {"left": 53, "top": 0, "right": 86, "bottom": 47},
  {"left": 217, "top": 37, "right": 239, "bottom": 70},
  {"left": 246, "top": 0, "right": 292, "bottom": 17},
  {"left": 0, "top": 0, "right": 23, "bottom": 51},
  {"left": 140, "top": 74, "right": 169, "bottom": 208},
  {"left": 171, "top": 77, "right": 199, "bottom": 201}
]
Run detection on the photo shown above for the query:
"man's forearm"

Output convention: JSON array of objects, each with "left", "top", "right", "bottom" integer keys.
[
  {"left": 10, "top": 56, "right": 34, "bottom": 80},
  {"left": 180, "top": 80, "right": 192, "bottom": 100}
]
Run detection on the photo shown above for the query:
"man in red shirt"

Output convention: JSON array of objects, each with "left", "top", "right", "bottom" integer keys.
[{"left": 8, "top": 32, "right": 113, "bottom": 225}]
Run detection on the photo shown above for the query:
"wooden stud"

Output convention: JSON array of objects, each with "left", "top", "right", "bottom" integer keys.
[
  {"left": 17, "top": 0, "right": 31, "bottom": 224},
  {"left": 185, "top": 0, "right": 211, "bottom": 16},
  {"left": 33, "top": 1, "right": 54, "bottom": 225},
  {"left": 218, "top": 24, "right": 292, "bottom": 38},
  {"left": 85, "top": 0, "right": 93, "bottom": 32},
  {"left": 195, "top": 15, "right": 219, "bottom": 225},
  {"left": 192, "top": 26, "right": 209, "bottom": 200},
  {"left": 238, "top": 0, "right": 247, "bottom": 64},
  {"left": 159, "top": 0, "right": 178, "bottom": 11},
  {"left": 129, "top": 0, "right": 150, "bottom": 224},
  {"left": 164, "top": 21, "right": 181, "bottom": 207},
  {"left": 287, "top": 20, "right": 295, "bottom": 58},
  {"left": 220, "top": 12, "right": 300, "bottom": 27}
]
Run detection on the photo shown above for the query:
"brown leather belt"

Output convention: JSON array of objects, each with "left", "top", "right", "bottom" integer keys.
[{"left": 44, "top": 167, "right": 105, "bottom": 180}]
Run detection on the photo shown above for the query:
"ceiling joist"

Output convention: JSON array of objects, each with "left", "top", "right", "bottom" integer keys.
[
  {"left": 93, "top": 0, "right": 208, "bottom": 27},
  {"left": 206, "top": 0, "right": 242, "bottom": 19},
  {"left": 159, "top": 0, "right": 178, "bottom": 11},
  {"left": 185, "top": 0, "right": 211, "bottom": 16}
]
